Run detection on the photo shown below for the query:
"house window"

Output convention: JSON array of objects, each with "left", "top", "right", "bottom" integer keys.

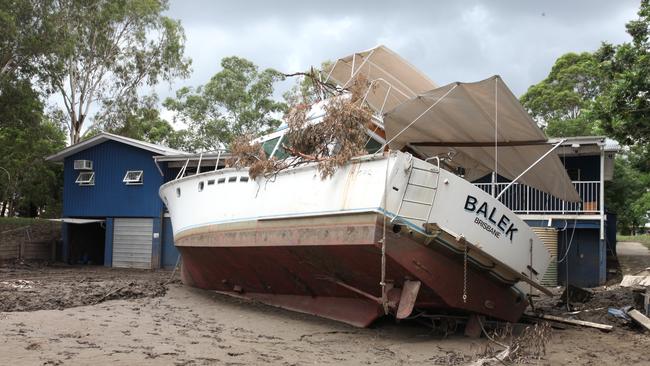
[
  {"left": 123, "top": 170, "right": 143, "bottom": 185},
  {"left": 75, "top": 172, "right": 95, "bottom": 186}
]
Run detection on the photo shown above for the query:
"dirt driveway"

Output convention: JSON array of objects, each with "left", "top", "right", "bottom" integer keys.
[{"left": 1, "top": 263, "right": 649, "bottom": 365}]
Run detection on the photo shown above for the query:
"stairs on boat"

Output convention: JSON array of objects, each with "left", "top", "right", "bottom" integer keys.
[{"left": 392, "top": 157, "right": 440, "bottom": 229}]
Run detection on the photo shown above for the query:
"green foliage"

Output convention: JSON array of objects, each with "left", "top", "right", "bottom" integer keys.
[
  {"left": 88, "top": 94, "right": 176, "bottom": 146},
  {"left": 164, "top": 56, "right": 287, "bottom": 152},
  {"left": 605, "top": 156, "right": 650, "bottom": 234},
  {"left": 520, "top": 52, "right": 604, "bottom": 137},
  {"left": 0, "top": 76, "right": 66, "bottom": 218},
  {"left": 0, "top": 0, "right": 57, "bottom": 80},
  {"left": 37, "top": 0, "right": 191, "bottom": 143}
]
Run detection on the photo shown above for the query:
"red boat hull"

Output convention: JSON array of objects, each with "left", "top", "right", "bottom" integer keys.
[{"left": 175, "top": 213, "right": 527, "bottom": 327}]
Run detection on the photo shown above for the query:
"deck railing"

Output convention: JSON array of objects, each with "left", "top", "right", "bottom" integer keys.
[{"left": 473, "top": 181, "right": 600, "bottom": 214}]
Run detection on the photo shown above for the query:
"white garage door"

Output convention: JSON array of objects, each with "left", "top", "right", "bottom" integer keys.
[{"left": 113, "top": 218, "right": 153, "bottom": 269}]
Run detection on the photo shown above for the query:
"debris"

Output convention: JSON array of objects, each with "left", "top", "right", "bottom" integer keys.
[
  {"left": 529, "top": 314, "right": 613, "bottom": 331},
  {"left": 464, "top": 314, "right": 484, "bottom": 338},
  {"left": 560, "top": 285, "right": 593, "bottom": 304},
  {"left": 472, "top": 322, "right": 551, "bottom": 365},
  {"left": 607, "top": 306, "right": 632, "bottom": 321},
  {"left": 627, "top": 309, "right": 650, "bottom": 332},
  {"left": 620, "top": 275, "right": 650, "bottom": 287}
]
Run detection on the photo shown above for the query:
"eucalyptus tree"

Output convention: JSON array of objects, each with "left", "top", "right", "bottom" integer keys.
[{"left": 42, "top": 0, "right": 191, "bottom": 144}]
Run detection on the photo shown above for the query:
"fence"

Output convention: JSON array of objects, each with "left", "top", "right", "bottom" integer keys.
[{"left": 474, "top": 181, "right": 600, "bottom": 214}]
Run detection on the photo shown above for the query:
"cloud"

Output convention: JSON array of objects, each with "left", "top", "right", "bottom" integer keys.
[{"left": 156, "top": 0, "right": 638, "bottom": 101}]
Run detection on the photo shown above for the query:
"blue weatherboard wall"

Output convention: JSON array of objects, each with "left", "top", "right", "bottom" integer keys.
[
  {"left": 162, "top": 217, "right": 179, "bottom": 268},
  {"left": 104, "top": 218, "right": 114, "bottom": 267},
  {"left": 63, "top": 140, "right": 165, "bottom": 218},
  {"left": 526, "top": 220, "right": 604, "bottom": 287}
]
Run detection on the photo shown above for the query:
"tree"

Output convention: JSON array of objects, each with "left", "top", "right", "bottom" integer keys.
[
  {"left": 0, "top": 0, "right": 58, "bottom": 80},
  {"left": 520, "top": 52, "right": 605, "bottom": 137},
  {"left": 282, "top": 61, "right": 334, "bottom": 106},
  {"left": 41, "top": 0, "right": 191, "bottom": 144},
  {"left": 88, "top": 94, "right": 176, "bottom": 145},
  {"left": 0, "top": 76, "right": 66, "bottom": 217},
  {"left": 164, "top": 56, "right": 286, "bottom": 152},
  {"left": 593, "top": 0, "right": 650, "bottom": 149}
]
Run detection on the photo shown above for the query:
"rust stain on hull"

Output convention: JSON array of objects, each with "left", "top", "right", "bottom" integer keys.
[{"left": 176, "top": 213, "right": 527, "bottom": 327}]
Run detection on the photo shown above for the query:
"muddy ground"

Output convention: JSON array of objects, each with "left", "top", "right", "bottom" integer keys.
[{"left": 1, "top": 261, "right": 650, "bottom": 365}]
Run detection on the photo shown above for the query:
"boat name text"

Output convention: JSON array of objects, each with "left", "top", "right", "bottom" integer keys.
[{"left": 464, "top": 195, "right": 518, "bottom": 241}]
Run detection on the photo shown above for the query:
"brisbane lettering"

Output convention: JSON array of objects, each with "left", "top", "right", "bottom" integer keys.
[{"left": 464, "top": 195, "right": 518, "bottom": 241}]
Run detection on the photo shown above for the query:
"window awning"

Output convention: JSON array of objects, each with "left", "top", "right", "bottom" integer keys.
[{"left": 48, "top": 218, "right": 105, "bottom": 224}]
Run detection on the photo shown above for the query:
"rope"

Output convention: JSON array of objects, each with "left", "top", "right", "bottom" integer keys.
[
  {"left": 380, "top": 151, "right": 390, "bottom": 314},
  {"left": 494, "top": 77, "right": 499, "bottom": 196},
  {"left": 165, "top": 254, "right": 182, "bottom": 285}
]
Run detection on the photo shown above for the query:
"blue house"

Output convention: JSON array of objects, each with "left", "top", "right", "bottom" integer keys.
[
  {"left": 473, "top": 136, "right": 620, "bottom": 287},
  {"left": 46, "top": 133, "right": 190, "bottom": 269}
]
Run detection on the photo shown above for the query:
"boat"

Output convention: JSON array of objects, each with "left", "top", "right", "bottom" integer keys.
[{"left": 159, "top": 46, "right": 580, "bottom": 327}]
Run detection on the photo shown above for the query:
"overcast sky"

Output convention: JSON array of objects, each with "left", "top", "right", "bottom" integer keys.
[{"left": 150, "top": 0, "right": 639, "bottom": 107}]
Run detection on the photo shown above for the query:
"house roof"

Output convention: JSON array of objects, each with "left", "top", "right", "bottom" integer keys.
[
  {"left": 549, "top": 136, "right": 620, "bottom": 152},
  {"left": 46, "top": 132, "right": 188, "bottom": 162}
]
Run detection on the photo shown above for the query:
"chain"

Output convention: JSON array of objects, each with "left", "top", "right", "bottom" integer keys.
[{"left": 462, "top": 242, "right": 468, "bottom": 303}]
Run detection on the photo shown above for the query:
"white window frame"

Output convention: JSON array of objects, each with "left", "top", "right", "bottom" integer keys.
[
  {"left": 123, "top": 170, "right": 143, "bottom": 185},
  {"left": 76, "top": 172, "right": 95, "bottom": 186}
]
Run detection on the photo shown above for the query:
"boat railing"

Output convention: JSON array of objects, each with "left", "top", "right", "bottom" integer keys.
[{"left": 473, "top": 181, "right": 601, "bottom": 215}]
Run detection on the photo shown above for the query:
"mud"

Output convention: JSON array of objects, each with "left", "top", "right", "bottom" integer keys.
[
  {"left": 2, "top": 262, "right": 650, "bottom": 365},
  {"left": 0, "top": 262, "right": 170, "bottom": 312}
]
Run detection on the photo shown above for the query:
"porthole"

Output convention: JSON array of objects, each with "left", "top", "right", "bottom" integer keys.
[
  {"left": 198, "top": 181, "right": 204, "bottom": 191},
  {"left": 217, "top": 178, "right": 225, "bottom": 184},
  {"left": 207, "top": 179, "right": 215, "bottom": 185},
  {"left": 228, "top": 176, "right": 237, "bottom": 183},
  {"left": 240, "top": 176, "right": 249, "bottom": 182},
  {"left": 176, "top": 188, "right": 181, "bottom": 197}
]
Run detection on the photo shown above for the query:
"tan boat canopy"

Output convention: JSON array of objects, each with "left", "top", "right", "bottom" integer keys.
[
  {"left": 328, "top": 46, "right": 580, "bottom": 202},
  {"left": 326, "top": 45, "right": 438, "bottom": 114}
]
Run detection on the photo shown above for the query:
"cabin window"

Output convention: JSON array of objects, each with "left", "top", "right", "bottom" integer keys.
[
  {"left": 273, "top": 135, "right": 290, "bottom": 159},
  {"left": 217, "top": 178, "right": 226, "bottom": 184},
  {"left": 207, "top": 179, "right": 215, "bottom": 185},
  {"left": 262, "top": 137, "right": 280, "bottom": 157},
  {"left": 228, "top": 176, "right": 237, "bottom": 183},
  {"left": 122, "top": 170, "right": 143, "bottom": 185},
  {"left": 176, "top": 188, "right": 181, "bottom": 197},
  {"left": 364, "top": 138, "right": 383, "bottom": 154},
  {"left": 75, "top": 172, "right": 95, "bottom": 186},
  {"left": 198, "top": 181, "right": 204, "bottom": 191},
  {"left": 240, "top": 176, "right": 249, "bottom": 182}
]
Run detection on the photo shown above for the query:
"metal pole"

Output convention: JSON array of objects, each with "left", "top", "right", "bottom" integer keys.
[
  {"left": 214, "top": 150, "right": 222, "bottom": 171},
  {"left": 496, "top": 139, "right": 566, "bottom": 200},
  {"left": 195, "top": 153, "right": 203, "bottom": 175}
]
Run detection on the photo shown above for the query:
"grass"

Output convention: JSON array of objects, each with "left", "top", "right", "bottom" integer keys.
[
  {"left": 0, "top": 217, "right": 42, "bottom": 226},
  {"left": 617, "top": 234, "right": 650, "bottom": 249}
]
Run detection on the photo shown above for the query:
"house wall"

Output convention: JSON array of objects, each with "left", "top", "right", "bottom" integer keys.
[
  {"left": 62, "top": 140, "right": 165, "bottom": 218},
  {"left": 58, "top": 140, "right": 182, "bottom": 269},
  {"left": 525, "top": 219, "right": 605, "bottom": 287}
]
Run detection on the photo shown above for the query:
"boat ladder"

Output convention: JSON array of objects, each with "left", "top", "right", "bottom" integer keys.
[{"left": 392, "top": 157, "right": 441, "bottom": 228}]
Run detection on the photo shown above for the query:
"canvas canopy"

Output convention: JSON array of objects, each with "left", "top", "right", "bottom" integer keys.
[
  {"left": 326, "top": 46, "right": 580, "bottom": 202},
  {"left": 383, "top": 76, "right": 580, "bottom": 202},
  {"left": 326, "top": 45, "right": 437, "bottom": 114}
]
